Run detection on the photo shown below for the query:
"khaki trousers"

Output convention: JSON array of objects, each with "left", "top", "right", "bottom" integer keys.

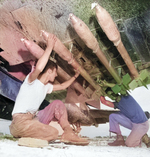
[{"left": 9, "top": 100, "right": 70, "bottom": 141}]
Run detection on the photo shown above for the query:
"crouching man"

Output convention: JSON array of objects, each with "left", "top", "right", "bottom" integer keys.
[
  {"left": 9, "top": 30, "right": 89, "bottom": 146},
  {"left": 100, "top": 94, "right": 149, "bottom": 147}
]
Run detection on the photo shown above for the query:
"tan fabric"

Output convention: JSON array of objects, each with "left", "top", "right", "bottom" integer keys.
[
  {"left": 10, "top": 100, "right": 70, "bottom": 142},
  {"left": 9, "top": 113, "right": 58, "bottom": 142}
]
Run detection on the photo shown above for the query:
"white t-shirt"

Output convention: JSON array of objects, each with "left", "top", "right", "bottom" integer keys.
[{"left": 12, "top": 74, "right": 53, "bottom": 115}]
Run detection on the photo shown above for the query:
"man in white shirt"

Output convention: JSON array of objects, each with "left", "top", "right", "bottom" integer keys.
[{"left": 9, "top": 30, "right": 89, "bottom": 146}]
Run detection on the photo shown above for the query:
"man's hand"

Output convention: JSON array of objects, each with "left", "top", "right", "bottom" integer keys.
[
  {"left": 29, "top": 60, "right": 36, "bottom": 72},
  {"left": 41, "top": 30, "right": 57, "bottom": 48},
  {"left": 100, "top": 96, "right": 114, "bottom": 108},
  {"left": 74, "top": 69, "right": 80, "bottom": 78},
  {"left": 100, "top": 96, "right": 106, "bottom": 104}
]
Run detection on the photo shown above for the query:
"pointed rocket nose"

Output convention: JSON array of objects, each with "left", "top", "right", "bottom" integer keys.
[
  {"left": 95, "top": 3, "right": 102, "bottom": 12},
  {"left": 68, "top": 13, "right": 73, "bottom": 21},
  {"left": 68, "top": 13, "right": 78, "bottom": 24},
  {"left": 40, "top": 30, "right": 49, "bottom": 41},
  {"left": 21, "top": 38, "right": 30, "bottom": 46},
  {"left": 91, "top": 2, "right": 98, "bottom": 10}
]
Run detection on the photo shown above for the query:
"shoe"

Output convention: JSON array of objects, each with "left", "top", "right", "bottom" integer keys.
[
  {"left": 61, "top": 132, "right": 89, "bottom": 146},
  {"left": 108, "top": 135, "right": 125, "bottom": 146},
  {"left": 60, "top": 126, "right": 89, "bottom": 146},
  {"left": 142, "top": 134, "right": 150, "bottom": 148},
  {"left": 146, "top": 142, "right": 150, "bottom": 148}
]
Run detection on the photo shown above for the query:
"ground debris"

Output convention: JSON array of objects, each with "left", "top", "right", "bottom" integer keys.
[{"left": 0, "top": 133, "right": 18, "bottom": 141}]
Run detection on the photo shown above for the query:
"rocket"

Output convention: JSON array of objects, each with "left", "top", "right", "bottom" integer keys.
[
  {"left": 93, "top": 3, "right": 139, "bottom": 79},
  {"left": 69, "top": 13, "right": 121, "bottom": 84}
]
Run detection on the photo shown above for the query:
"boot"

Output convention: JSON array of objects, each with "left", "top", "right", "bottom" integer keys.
[
  {"left": 60, "top": 126, "right": 89, "bottom": 146},
  {"left": 142, "top": 134, "right": 150, "bottom": 148},
  {"left": 108, "top": 135, "right": 125, "bottom": 146}
]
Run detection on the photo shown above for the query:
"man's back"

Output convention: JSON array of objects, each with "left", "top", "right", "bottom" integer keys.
[{"left": 116, "top": 95, "right": 148, "bottom": 123}]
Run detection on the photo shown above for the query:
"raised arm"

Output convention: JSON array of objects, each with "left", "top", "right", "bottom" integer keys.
[
  {"left": 100, "top": 96, "right": 114, "bottom": 108},
  {"left": 53, "top": 70, "right": 80, "bottom": 91},
  {"left": 22, "top": 31, "right": 56, "bottom": 83}
]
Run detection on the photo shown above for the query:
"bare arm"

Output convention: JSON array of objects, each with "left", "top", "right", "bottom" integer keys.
[
  {"left": 23, "top": 31, "right": 56, "bottom": 83},
  {"left": 53, "top": 70, "right": 80, "bottom": 91},
  {"left": 100, "top": 96, "right": 114, "bottom": 108}
]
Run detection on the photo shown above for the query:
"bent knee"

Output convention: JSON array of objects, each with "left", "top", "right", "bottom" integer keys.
[
  {"left": 53, "top": 100, "right": 63, "bottom": 104},
  {"left": 109, "top": 113, "right": 117, "bottom": 120},
  {"left": 53, "top": 100, "right": 66, "bottom": 108}
]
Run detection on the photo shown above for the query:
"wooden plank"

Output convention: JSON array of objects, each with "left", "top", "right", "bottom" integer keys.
[{"left": 18, "top": 137, "right": 48, "bottom": 148}]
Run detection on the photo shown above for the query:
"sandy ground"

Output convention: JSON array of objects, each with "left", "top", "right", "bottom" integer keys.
[{"left": 0, "top": 135, "right": 150, "bottom": 157}]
